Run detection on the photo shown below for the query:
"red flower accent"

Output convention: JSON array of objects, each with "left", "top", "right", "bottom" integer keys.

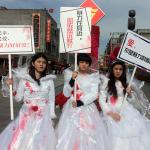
[{"left": 31, "top": 105, "right": 38, "bottom": 112}]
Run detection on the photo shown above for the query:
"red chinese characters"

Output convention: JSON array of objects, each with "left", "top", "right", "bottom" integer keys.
[
  {"left": 67, "top": 18, "right": 73, "bottom": 48},
  {"left": 127, "top": 39, "right": 135, "bottom": 48}
]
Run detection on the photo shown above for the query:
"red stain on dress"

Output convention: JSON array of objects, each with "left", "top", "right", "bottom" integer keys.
[
  {"left": 110, "top": 96, "right": 117, "bottom": 105},
  {"left": 25, "top": 81, "right": 34, "bottom": 93},
  {"left": 8, "top": 114, "right": 28, "bottom": 149},
  {"left": 73, "top": 140, "right": 79, "bottom": 150}
]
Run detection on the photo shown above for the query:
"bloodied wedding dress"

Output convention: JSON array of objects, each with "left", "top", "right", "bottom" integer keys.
[
  {"left": 56, "top": 69, "right": 111, "bottom": 150},
  {"left": 0, "top": 68, "right": 56, "bottom": 150}
]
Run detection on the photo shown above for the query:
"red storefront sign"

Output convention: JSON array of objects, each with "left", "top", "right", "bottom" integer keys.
[
  {"left": 80, "top": 0, "right": 105, "bottom": 25},
  {"left": 46, "top": 18, "right": 51, "bottom": 42}
]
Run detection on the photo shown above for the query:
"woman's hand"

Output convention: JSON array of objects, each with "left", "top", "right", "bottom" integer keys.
[
  {"left": 72, "top": 71, "right": 78, "bottom": 80},
  {"left": 6, "top": 78, "right": 13, "bottom": 86},
  {"left": 72, "top": 101, "right": 77, "bottom": 108},
  {"left": 126, "top": 86, "right": 132, "bottom": 96},
  {"left": 107, "top": 111, "right": 121, "bottom": 122}
]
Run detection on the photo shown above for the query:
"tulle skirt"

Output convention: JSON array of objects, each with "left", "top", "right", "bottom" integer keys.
[
  {"left": 106, "top": 103, "right": 150, "bottom": 150},
  {"left": 0, "top": 107, "right": 56, "bottom": 150},
  {"left": 56, "top": 101, "right": 111, "bottom": 150}
]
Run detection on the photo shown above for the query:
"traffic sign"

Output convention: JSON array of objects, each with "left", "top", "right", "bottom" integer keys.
[{"left": 80, "top": 0, "right": 105, "bottom": 25}]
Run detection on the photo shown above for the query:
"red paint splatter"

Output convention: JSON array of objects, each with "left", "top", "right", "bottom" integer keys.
[
  {"left": 71, "top": 83, "right": 84, "bottom": 100},
  {"left": 8, "top": 114, "right": 28, "bottom": 149},
  {"left": 31, "top": 105, "right": 39, "bottom": 112},
  {"left": 110, "top": 96, "right": 117, "bottom": 105},
  {"left": 25, "top": 81, "right": 34, "bottom": 93},
  {"left": 73, "top": 140, "right": 79, "bottom": 150}
]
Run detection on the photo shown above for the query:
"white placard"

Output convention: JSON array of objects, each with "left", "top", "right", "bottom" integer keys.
[
  {"left": 118, "top": 30, "right": 150, "bottom": 72},
  {"left": 0, "top": 25, "right": 35, "bottom": 54},
  {"left": 59, "top": 7, "right": 91, "bottom": 53}
]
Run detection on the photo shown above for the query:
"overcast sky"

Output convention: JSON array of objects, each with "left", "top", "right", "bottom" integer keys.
[{"left": 1, "top": 0, "right": 150, "bottom": 54}]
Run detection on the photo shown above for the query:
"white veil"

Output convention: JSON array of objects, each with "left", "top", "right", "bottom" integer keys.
[
  {"left": 127, "top": 72, "right": 150, "bottom": 118},
  {"left": 1, "top": 55, "right": 32, "bottom": 97}
]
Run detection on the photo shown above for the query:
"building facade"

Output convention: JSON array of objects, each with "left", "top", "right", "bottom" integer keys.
[
  {"left": 104, "top": 29, "right": 150, "bottom": 81},
  {"left": 0, "top": 7, "right": 60, "bottom": 75},
  {"left": 0, "top": 7, "right": 59, "bottom": 57}
]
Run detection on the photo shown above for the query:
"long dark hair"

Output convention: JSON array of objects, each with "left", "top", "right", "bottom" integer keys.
[
  {"left": 29, "top": 53, "right": 48, "bottom": 85},
  {"left": 108, "top": 60, "right": 127, "bottom": 98}
]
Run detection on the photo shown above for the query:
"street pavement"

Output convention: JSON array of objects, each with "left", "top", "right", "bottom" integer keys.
[{"left": 0, "top": 75, "right": 150, "bottom": 132}]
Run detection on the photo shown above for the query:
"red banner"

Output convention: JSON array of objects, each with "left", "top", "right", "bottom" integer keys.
[
  {"left": 46, "top": 18, "right": 51, "bottom": 43},
  {"left": 90, "top": 25, "right": 100, "bottom": 69}
]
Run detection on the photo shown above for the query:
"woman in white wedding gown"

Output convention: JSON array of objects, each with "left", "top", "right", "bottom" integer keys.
[
  {"left": 56, "top": 54, "right": 111, "bottom": 150},
  {"left": 99, "top": 60, "right": 150, "bottom": 150},
  {"left": 0, "top": 53, "right": 56, "bottom": 150}
]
